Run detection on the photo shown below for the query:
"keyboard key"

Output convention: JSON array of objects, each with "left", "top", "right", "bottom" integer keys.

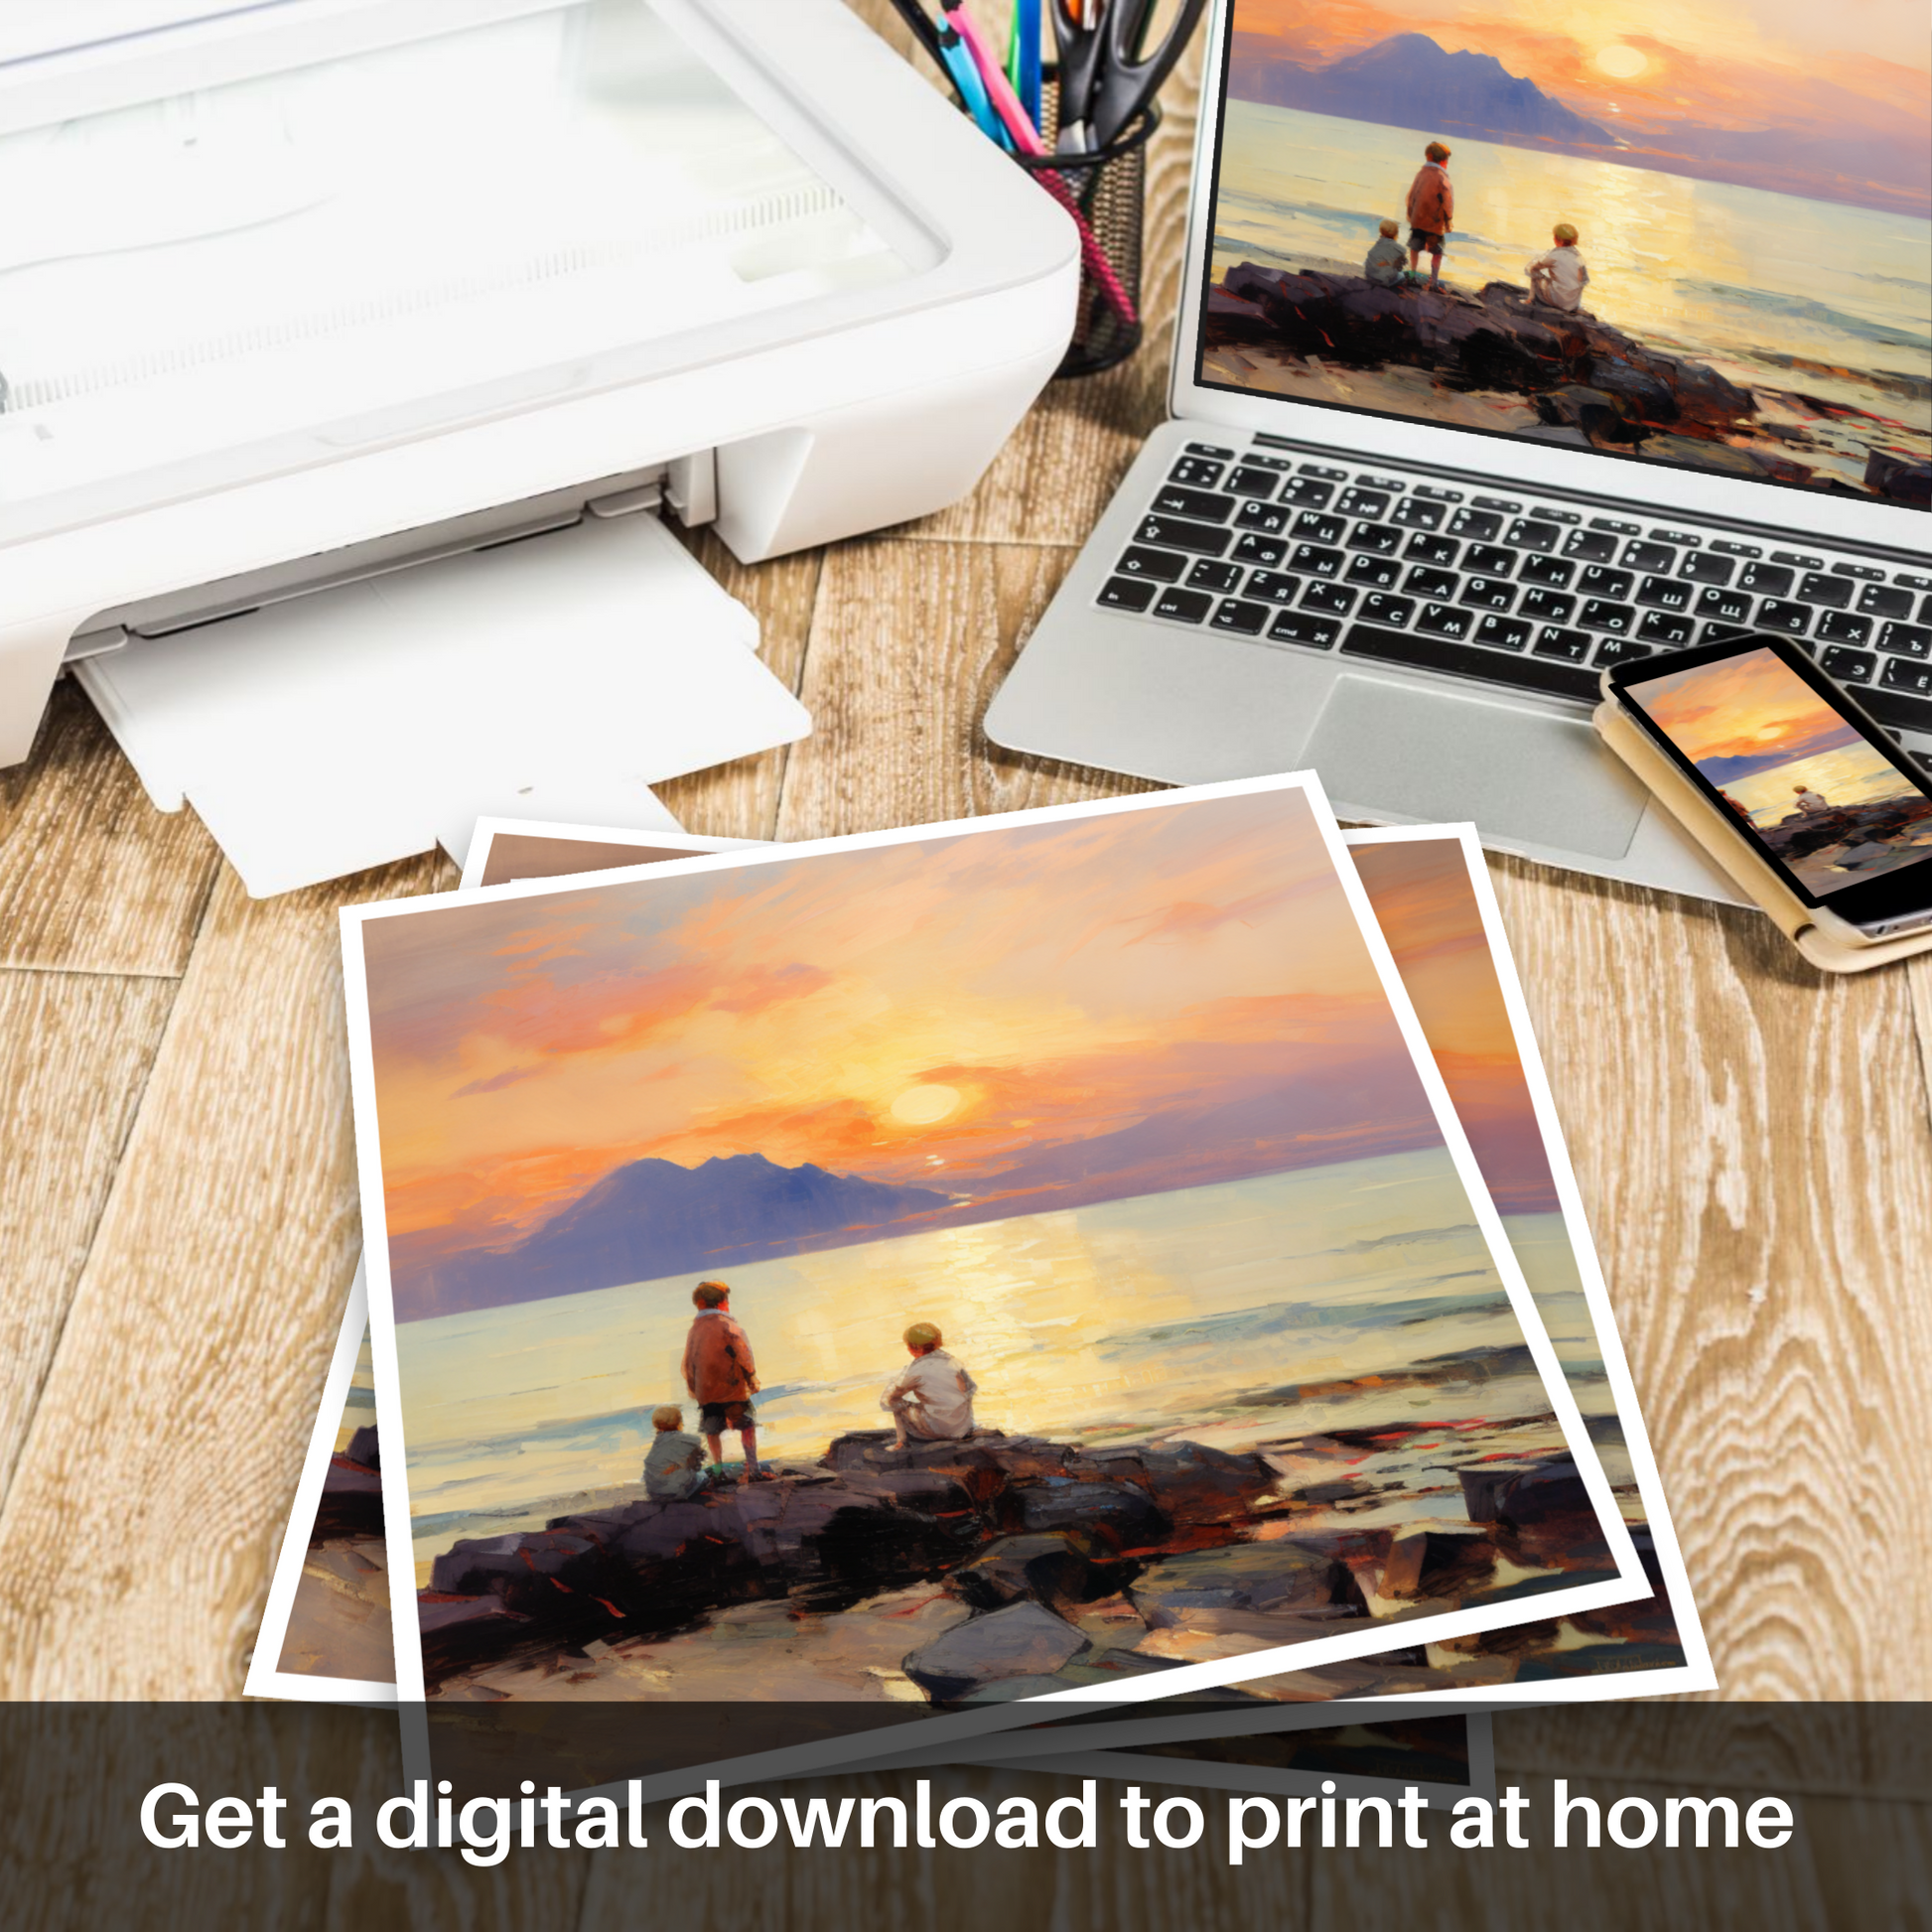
[
  {"left": 1636, "top": 576, "right": 1693, "bottom": 612},
  {"left": 1233, "top": 532, "right": 1287, "bottom": 567},
  {"left": 1211, "top": 598, "right": 1271, "bottom": 635},
  {"left": 1637, "top": 610, "right": 1695, "bottom": 645},
  {"left": 1679, "top": 552, "right": 1734, "bottom": 586},
  {"left": 1154, "top": 484, "right": 1237, "bottom": 520},
  {"left": 1406, "top": 566, "right": 1459, "bottom": 602},
  {"left": 1268, "top": 611, "right": 1341, "bottom": 648},
  {"left": 1772, "top": 549, "right": 1823, "bottom": 569},
  {"left": 1247, "top": 454, "right": 1296, "bottom": 472},
  {"left": 1116, "top": 545, "right": 1189, "bottom": 583},
  {"left": 1296, "top": 462, "right": 1348, "bottom": 481},
  {"left": 1293, "top": 511, "right": 1347, "bottom": 545},
  {"left": 1880, "top": 621, "right": 1932, "bottom": 659},
  {"left": 1623, "top": 540, "right": 1676, "bottom": 574},
  {"left": 1347, "top": 522, "right": 1404, "bottom": 557},
  {"left": 1820, "top": 645, "right": 1875, "bottom": 683},
  {"left": 1578, "top": 565, "right": 1634, "bottom": 600},
  {"left": 1464, "top": 543, "right": 1516, "bottom": 578},
  {"left": 1899, "top": 573, "right": 1932, "bottom": 593},
  {"left": 1404, "top": 532, "right": 1460, "bottom": 567},
  {"left": 1335, "top": 486, "right": 1391, "bottom": 519},
  {"left": 1505, "top": 518, "right": 1560, "bottom": 552},
  {"left": 1224, "top": 466, "right": 1282, "bottom": 498},
  {"left": 1186, "top": 559, "right": 1245, "bottom": 594},
  {"left": 1593, "top": 637, "right": 1652, "bottom": 667},
  {"left": 1289, "top": 543, "right": 1345, "bottom": 578},
  {"left": 1302, "top": 582, "right": 1357, "bottom": 617},
  {"left": 1589, "top": 516, "right": 1642, "bottom": 536},
  {"left": 1581, "top": 599, "right": 1636, "bottom": 633},
  {"left": 1695, "top": 586, "right": 1753, "bottom": 625},
  {"left": 1413, "top": 483, "right": 1462, "bottom": 501},
  {"left": 1831, "top": 560, "right": 1884, "bottom": 581},
  {"left": 1281, "top": 477, "right": 1336, "bottom": 507},
  {"left": 1151, "top": 586, "right": 1213, "bottom": 623},
  {"left": 1184, "top": 441, "right": 1235, "bottom": 459},
  {"left": 1529, "top": 506, "right": 1580, "bottom": 525},
  {"left": 1460, "top": 578, "right": 1517, "bottom": 613},
  {"left": 1235, "top": 499, "right": 1292, "bottom": 535},
  {"left": 1472, "top": 495, "right": 1520, "bottom": 513},
  {"left": 1922, "top": 595, "right": 1932, "bottom": 623},
  {"left": 1345, "top": 554, "right": 1402, "bottom": 590},
  {"left": 1417, "top": 603, "right": 1474, "bottom": 639},
  {"left": 1137, "top": 514, "right": 1232, "bottom": 557},
  {"left": 1797, "top": 572, "right": 1852, "bottom": 609},
  {"left": 1520, "top": 588, "right": 1577, "bottom": 624},
  {"left": 1244, "top": 571, "right": 1303, "bottom": 605},
  {"left": 1817, "top": 611, "right": 1871, "bottom": 646},
  {"left": 1880, "top": 657, "right": 1932, "bottom": 698},
  {"left": 1651, "top": 528, "right": 1702, "bottom": 547},
  {"left": 1859, "top": 584, "right": 1915, "bottom": 621},
  {"left": 1519, "top": 553, "right": 1576, "bottom": 589},
  {"left": 1563, "top": 529, "right": 1620, "bottom": 562},
  {"left": 1169, "top": 457, "right": 1225, "bottom": 487},
  {"left": 1342, "top": 621, "right": 1599, "bottom": 700},
  {"left": 1738, "top": 562, "right": 1793, "bottom": 597},
  {"left": 1392, "top": 497, "right": 1447, "bottom": 530},
  {"left": 1757, "top": 599, "right": 1810, "bottom": 636},
  {"left": 1097, "top": 576, "right": 1156, "bottom": 612},
  {"left": 1359, "top": 593, "right": 1416, "bottom": 627},
  {"left": 1449, "top": 507, "right": 1502, "bottom": 540},
  {"left": 1534, "top": 626, "right": 1592, "bottom": 662},
  {"left": 1712, "top": 540, "right": 1762, "bottom": 558},
  {"left": 1475, "top": 614, "right": 1532, "bottom": 650}
]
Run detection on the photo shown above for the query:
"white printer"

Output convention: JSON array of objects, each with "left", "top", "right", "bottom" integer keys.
[{"left": 0, "top": 0, "right": 1077, "bottom": 891}]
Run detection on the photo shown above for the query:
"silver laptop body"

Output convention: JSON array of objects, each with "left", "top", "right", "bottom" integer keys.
[{"left": 987, "top": 1, "right": 1931, "bottom": 901}]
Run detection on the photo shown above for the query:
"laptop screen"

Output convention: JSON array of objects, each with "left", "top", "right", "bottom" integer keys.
[{"left": 1195, "top": 0, "right": 1930, "bottom": 513}]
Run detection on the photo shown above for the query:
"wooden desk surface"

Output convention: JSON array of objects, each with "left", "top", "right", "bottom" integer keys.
[{"left": 1, "top": 8, "right": 1926, "bottom": 1925}]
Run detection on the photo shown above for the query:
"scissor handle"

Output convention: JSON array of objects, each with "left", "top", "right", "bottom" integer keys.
[{"left": 1089, "top": 0, "right": 1206, "bottom": 145}]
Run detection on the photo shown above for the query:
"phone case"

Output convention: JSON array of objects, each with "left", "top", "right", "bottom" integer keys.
[{"left": 1593, "top": 699, "right": 1932, "bottom": 974}]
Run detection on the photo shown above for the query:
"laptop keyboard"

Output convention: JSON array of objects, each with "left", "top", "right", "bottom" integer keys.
[{"left": 1098, "top": 440, "right": 1932, "bottom": 747}]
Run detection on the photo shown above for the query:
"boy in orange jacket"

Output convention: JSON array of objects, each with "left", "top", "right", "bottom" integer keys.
[
  {"left": 681, "top": 1280, "right": 771, "bottom": 1481},
  {"left": 1406, "top": 141, "right": 1453, "bottom": 286}
]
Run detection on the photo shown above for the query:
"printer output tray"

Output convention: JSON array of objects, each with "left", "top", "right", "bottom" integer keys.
[{"left": 75, "top": 512, "right": 808, "bottom": 897}]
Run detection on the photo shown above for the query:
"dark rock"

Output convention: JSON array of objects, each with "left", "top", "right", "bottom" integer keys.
[
  {"left": 1459, "top": 1461, "right": 1544, "bottom": 1523},
  {"left": 312, "top": 1451, "right": 383, "bottom": 1540},
  {"left": 901, "top": 1601, "right": 1090, "bottom": 1702},
  {"left": 1867, "top": 451, "right": 1932, "bottom": 506},
  {"left": 1124, "top": 1442, "right": 1282, "bottom": 1525},
  {"left": 1005, "top": 1477, "right": 1170, "bottom": 1547},
  {"left": 1494, "top": 1460, "right": 1590, "bottom": 1526},
  {"left": 427, "top": 1529, "right": 616, "bottom": 1617},
  {"left": 1382, "top": 1530, "right": 1498, "bottom": 1599},
  {"left": 345, "top": 1426, "right": 379, "bottom": 1471},
  {"left": 1204, "top": 286, "right": 1272, "bottom": 345},
  {"left": 1130, "top": 1542, "right": 1360, "bottom": 1626},
  {"left": 948, "top": 1533, "right": 1093, "bottom": 1612},
  {"left": 417, "top": 1594, "right": 532, "bottom": 1677},
  {"left": 1589, "top": 358, "right": 1679, "bottom": 422}
]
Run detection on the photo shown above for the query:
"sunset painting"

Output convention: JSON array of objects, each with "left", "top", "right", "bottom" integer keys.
[
  {"left": 1203, "top": 0, "right": 1930, "bottom": 500},
  {"left": 349, "top": 784, "right": 1627, "bottom": 1731},
  {"left": 1627, "top": 646, "right": 1932, "bottom": 892}
]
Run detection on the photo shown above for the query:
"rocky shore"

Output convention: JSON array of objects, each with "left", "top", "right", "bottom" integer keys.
[
  {"left": 1208, "top": 263, "right": 1932, "bottom": 505},
  {"left": 418, "top": 1417, "right": 1621, "bottom": 1701}
]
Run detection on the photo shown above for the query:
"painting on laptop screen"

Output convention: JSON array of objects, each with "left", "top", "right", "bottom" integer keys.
[{"left": 1200, "top": 0, "right": 1931, "bottom": 507}]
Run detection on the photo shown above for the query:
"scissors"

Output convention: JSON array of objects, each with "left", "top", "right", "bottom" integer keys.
[{"left": 1050, "top": 0, "right": 1207, "bottom": 152}]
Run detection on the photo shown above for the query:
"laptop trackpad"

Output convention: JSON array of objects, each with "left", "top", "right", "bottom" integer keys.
[{"left": 1305, "top": 675, "right": 1648, "bottom": 860}]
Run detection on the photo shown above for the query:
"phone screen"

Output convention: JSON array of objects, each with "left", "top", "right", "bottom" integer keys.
[{"left": 1617, "top": 642, "right": 1932, "bottom": 905}]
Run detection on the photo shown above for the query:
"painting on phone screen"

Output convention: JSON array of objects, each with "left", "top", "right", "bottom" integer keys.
[{"left": 1626, "top": 647, "right": 1932, "bottom": 894}]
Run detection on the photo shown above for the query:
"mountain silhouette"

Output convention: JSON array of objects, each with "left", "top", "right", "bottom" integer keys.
[
  {"left": 394, "top": 1153, "right": 955, "bottom": 1319},
  {"left": 1236, "top": 34, "right": 1613, "bottom": 149}
]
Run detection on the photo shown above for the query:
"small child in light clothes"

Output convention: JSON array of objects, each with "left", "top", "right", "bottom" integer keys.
[
  {"left": 880, "top": 1322, "right": 978, "bottom": 1449},
  {"left": 642, "top": 1404, "right": 708, "bottom": 1501},
  {"left": 1527, "top": 223, "right": 1589, "bottom": 313},
  {"left": 1364, "top": 217, "right": 1407, "bottom": 289}
]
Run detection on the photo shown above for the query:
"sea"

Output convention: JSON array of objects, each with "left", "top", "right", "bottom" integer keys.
[
  {"left": 1723, "top": 738, "right": 1924, "bottom": 826},
  {"left": 1209, "top": 99, "right": 1932, "bottom": 404},
  {"left": 392, "top": 1146, "right": 1601, "bottom": 1578}
]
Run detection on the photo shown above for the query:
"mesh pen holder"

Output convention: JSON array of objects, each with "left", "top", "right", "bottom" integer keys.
[{"left": 1015, "top": 90, "right": 1160, "bottom": 379}]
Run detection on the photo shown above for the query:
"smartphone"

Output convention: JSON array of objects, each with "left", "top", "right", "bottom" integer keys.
[{"left": 1605, "top": 633, "right": 1932, "bottom": 942}]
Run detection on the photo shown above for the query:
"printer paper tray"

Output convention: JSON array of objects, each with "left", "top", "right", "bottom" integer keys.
[{"left": 75, "top": 512, "right": 808, "bottom": 897}]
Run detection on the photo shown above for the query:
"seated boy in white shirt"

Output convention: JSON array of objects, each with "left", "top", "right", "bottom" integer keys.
[
  {"left": 881, "top": 1322, "right": 978, "bottom": 1448},
  {"left": 1527, "top": 222, "right": 1589, "bottom": 313}
]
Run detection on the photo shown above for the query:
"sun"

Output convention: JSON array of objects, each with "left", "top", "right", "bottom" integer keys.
[
  {"left": 1592, "top": 44, "right": 1649, "bottom": 79},
  {"left": 890, "top": 1083, "right": 961, "bottom": 1126},
  {"left": 1753, "top": 725, "right": 1786, "bottom": 742}
]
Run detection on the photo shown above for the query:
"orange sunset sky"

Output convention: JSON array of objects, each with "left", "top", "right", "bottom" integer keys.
[
  {"left": 1625, "top": 647, "right": 1862, "bottom": 776},
  {"left": 359, "top": 789, "right": 1468, "bottom": 1304}
]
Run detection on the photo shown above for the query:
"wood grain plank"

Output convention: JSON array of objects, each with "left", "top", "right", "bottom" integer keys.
[
  {"left": 0, "top": 856, "right": 447, "bottom": 1699},
  {"left": 0, "top": 681, "right": 220, "bottom": 976},
  {"left": 1482, "top": 853, "right": 1932, "bottom": 1700},
  {"left": 0, "top": 969, "right": 178, "bottom": 1506},
  {"left": 654, "top": 530, "right": 822, "bottom": 844},
  {"left": 773, "top": 539, "right": 1158, "bottom": 843}
]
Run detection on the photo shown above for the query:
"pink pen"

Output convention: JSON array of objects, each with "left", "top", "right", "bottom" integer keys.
[{"left": 943, "top": 2, "right": 1141, "bottom": 331}]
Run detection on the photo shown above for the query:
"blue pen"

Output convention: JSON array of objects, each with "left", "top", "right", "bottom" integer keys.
[
  {"left": 936, "top": 18, "right": 1011, "bottom": 148},
  {"left": 1013, "top": 0, "right": 1042, "bottom": 131}
]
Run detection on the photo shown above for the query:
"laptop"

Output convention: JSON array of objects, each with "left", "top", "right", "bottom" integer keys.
[{"left": 986, "top": 0, "right": 1931, "bottom": 899}]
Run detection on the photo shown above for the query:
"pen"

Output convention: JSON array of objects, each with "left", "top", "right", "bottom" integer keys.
[{"left": 1007, "top": 0, "right": 1043, "bottom": 132}]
